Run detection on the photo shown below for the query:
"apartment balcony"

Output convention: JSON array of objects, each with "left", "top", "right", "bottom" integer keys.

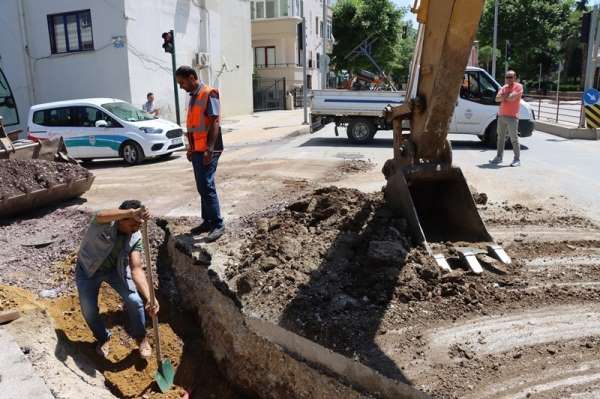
[{"left": 254, "top": 63, "right": 305, "bottom": 86}]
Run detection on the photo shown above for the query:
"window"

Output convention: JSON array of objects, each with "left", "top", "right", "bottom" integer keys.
[
  {"left": 254, "top": 46, "right": 276, "bottom": 67},
  {"left": 266, "top": 0, "right": 276, "bottom": 18},
  {"left": 256, "top": 1, "right": 265, "bottom": 18},
  {"left": 317, "top": 53, "right": 320, "bottom": 69},
  {"left": 251, "top": 0, "right": 291, "bottom": 19},
  {"left": 47, "top": 10, "right": 94, "bottom": 54},
  {"left": 460, "top": 71, "right": 499, "bottom": 104},
  {"left": 316, "top": 17, "right": 319, "bottom": 37},
  {"left": 102, "top": 102, "right": 154, "bottom": 122},
  {"left": 0, "top": 68, "right": 18, "bottom": 126},
  {"left": 33, "top": 106, "right": 121, "bottom": 127},
  {"left": 280, "top": 0, "right": 289, "bottom": 16}
]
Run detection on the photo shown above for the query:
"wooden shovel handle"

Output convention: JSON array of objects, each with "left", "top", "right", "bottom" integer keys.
[{"left": 142, "top": 220, "right": 162, "bottom": 369}]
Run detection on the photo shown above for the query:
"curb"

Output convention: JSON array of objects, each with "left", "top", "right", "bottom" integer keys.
[{"left": 534, "top": 121, "right": 600, "bottom": 140}]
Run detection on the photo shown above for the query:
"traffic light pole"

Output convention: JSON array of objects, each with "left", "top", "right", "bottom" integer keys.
[{"left": 169, "top": 30, "right": 181, "bottom": 126}]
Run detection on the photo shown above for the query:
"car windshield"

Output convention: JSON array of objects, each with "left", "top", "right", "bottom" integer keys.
[{"left": 101, "top": 101, "right": 155, "bottom": 122}]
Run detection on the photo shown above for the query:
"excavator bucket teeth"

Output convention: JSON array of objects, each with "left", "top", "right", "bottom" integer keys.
[{"left": 385, "top": 165, "right": 493, "bottom": 246}]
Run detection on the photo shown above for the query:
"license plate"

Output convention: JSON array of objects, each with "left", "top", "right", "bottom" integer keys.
[{"left": 171, "top": 137, "right": 183, "bottom": 145}]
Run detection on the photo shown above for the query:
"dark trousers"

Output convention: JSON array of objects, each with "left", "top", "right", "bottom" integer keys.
[{"left": 191, "top": 152, "right": 223, "bottom": 229}]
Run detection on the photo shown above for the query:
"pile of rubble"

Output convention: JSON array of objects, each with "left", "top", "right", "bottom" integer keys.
[{"left": 0, "top": 159, "right": 92, "bottom": 201}]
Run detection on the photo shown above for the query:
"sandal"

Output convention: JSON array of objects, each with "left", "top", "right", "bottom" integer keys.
[{"left": 138, "top": 337, "right": 152, "bottom": 358}]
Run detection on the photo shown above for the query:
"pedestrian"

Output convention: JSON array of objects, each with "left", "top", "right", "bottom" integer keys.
[
  {"left": 490, "top": 70, "right": 523, "bottom": 167},
  {"left": 142, "top": 92, "right": 159, "bottom": 116},
  {"left": 75, "top": 200, "right": 159, "bottom": 359},
  {"left": 175, "top": 65, "right": 225, "bottom": 242}
]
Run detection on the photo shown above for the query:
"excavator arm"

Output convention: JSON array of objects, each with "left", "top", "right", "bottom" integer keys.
[{"left": 383, "top": 0, "right": 511, "bottom": 272}]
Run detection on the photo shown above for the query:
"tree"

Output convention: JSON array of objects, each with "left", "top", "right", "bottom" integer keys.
[
  {"left": 330, "top": 0, "right": 404, "bottom": 79},
  {"left": 478, "top": 0, "right": 577, "bottom": 82},
  {"left": 478, "top": 45, "right": 502, "bottom": 72}
]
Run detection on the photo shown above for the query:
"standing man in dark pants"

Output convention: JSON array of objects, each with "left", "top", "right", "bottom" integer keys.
[{"left": 175, "top": 66, "right": 225, "bottom": 241}]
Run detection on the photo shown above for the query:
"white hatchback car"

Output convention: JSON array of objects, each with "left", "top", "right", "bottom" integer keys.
[{"left": 27, "top": 98, "right": 184, "bottom": 165}]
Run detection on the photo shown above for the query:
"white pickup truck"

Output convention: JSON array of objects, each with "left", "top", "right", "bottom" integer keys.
[{"left": 310, "top": 66, "right": 535, "bottom": 146}]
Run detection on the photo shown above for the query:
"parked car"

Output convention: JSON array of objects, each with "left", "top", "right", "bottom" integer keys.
[
  {"left": 311, "top": 66, "right": 535, "bottom": 146},
  {"left": 27, "top": 98, "right": 184, "bottom": 165}
]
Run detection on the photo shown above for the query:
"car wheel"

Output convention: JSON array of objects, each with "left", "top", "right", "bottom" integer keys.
[
  {"left": 347, "top": 119, "right": 376, "bottom": 144},
  {"left": 122, "top": 142, "right": 145, "bottom": 165}
]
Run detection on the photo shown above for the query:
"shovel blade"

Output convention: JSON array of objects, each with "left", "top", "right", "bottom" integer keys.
[{"left": 155, "top": 360, "right": 175, "bottom": 393}]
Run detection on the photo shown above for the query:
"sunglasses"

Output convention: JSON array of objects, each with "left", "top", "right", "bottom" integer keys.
[{"left": 505, "top": 75, "right": 515, "bottom": 79}]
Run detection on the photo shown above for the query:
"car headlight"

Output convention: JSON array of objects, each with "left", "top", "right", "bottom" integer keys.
[{"left": 139, "top": 127, "right": 163, "bottom": 134}]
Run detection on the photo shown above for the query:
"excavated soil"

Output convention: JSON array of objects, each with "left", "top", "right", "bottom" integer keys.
[
  {"left": 218, "top": 186, "right": 600, "bottom": 398},
  {"left": 2, "top": 184, "right": 600, "bottom": 398},
  {"left": 0, "top": 159, "right": 92, "bottom": 201}
]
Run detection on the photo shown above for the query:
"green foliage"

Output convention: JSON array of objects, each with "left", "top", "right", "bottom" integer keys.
[
  {"left": 331, "top": 0, "right": 407, "bottom": 82},
  {"left": 478, "top": 0, "right": 580, "bottom": 82}
]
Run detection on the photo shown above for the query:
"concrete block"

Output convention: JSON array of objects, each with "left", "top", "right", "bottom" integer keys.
[
  {"left": 534, "top": 121, "right": 600, "bottom": 140},
  {"left": 0, "top": 328, "right": 54, "bottom": 399}
]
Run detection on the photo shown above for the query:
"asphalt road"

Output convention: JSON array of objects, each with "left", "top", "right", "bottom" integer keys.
[
  {"left": 259, "top": 124, "right": 600, "bottom": 223},
  {"left": 82, "top": 123, "right": 600, "bottom": 224}
]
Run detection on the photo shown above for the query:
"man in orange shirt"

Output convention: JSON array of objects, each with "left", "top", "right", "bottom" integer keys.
[{"left": 490, "top": 70, "right": 523, "bottom": 167}]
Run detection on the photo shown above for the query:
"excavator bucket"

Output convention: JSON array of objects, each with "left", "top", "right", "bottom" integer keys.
[
  {"left": 0, "top": 119, "right": 94, "bottom": 219},
  {"left": 385, "top": 165, "right": 492, "bottom": 245}
]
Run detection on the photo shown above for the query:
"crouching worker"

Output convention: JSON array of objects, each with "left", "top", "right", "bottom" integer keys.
[{"left": 75, "top": 200, "right": 159, "bottom": 359}]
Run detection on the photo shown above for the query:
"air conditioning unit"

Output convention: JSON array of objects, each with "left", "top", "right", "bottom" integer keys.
[{"left": 193, "top": 52, "right": 210, "bottom": 68}]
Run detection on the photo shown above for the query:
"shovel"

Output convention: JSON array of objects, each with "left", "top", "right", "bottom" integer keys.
[{"left": 142, "top": 220, "right": 175, "bottom": 393}]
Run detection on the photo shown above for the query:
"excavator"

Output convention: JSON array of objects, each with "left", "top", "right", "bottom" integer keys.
[
  {"left": 0, "top": 68, "right": 94, "bottom": 218},
  {"left": 383, "top": 0, "right": 511, "bottom": 273}
]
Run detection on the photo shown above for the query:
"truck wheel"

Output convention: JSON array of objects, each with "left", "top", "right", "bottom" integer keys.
[
  {"left": 121, "top": 141, "right": 145, "bottom": 165},
  {"left": 485, "top": 121, "right": 498, "bottom": 148},
  {"left": 347, "top": 119, "right": 375, "bottom": 144}
]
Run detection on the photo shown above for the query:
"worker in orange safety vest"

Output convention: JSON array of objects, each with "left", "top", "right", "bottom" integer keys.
[{"left": 175, "top": 66, "right": 225, "bottom": 241}]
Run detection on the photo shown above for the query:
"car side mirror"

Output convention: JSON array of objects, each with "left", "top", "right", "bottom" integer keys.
[{"left": 95, "top": 120, "right": 109, "bottom": 128}]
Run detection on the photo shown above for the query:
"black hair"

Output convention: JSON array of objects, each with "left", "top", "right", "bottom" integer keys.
[
  {"left": 147, "top": 92, "right": 153, "bottom": 98},
  {"left": 175, "top": 65, "right": 198, "bottom": 80},
  {"left": 119, "top": 199, "right": 142, "bottom": 210}
]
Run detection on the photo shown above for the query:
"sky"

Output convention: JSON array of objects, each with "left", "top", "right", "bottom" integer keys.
[{"left": 391, "top": 0, "right": 417, "bottom": 26}]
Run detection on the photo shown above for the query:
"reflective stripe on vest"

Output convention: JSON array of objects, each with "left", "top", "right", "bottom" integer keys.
[{"left": 186, "top": 85, "right": 217, "bottom": 152}]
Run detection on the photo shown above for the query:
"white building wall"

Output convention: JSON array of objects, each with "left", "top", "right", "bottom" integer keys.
[
  {"left": 0, "top": 0, "right": 32, "bottom": 132},
  {"left": 124, "top": 0, "right": 252, "bottom": 122},
  {"left": 0, "top": 0, "right": 131, "bottom": 133}
]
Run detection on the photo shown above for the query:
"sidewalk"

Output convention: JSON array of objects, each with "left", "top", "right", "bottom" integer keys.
[{"left": 220, "top": 109, "right": 310, "bottom": 146}]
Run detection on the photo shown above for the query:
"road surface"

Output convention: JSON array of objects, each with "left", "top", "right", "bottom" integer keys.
[{"left": 82, "top": 124, "right": 600, "bottom": 224}]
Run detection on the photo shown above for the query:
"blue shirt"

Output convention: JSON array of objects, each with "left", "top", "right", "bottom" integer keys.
[{"left": 189, "top": 82, "right": 220, "bottom": 118}]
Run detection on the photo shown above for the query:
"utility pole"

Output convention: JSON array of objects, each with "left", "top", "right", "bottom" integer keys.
[
  {"left": 504, "top": 39, "right": 509, "bottom": 75},
  {"left": 491, "top": 0, "right": 499, "bottom": 79},
  {"left": 321, "top": 0, "right": 328, "bottom": 89},
  {"left": 582, "top": 6, "right": 599, "bottom": 127},
  {"left": 302, "top": 16, "right": 308, "bottom": 125},
  {"left": 538, "top": 63, "right": 542, "bottom": 92}
]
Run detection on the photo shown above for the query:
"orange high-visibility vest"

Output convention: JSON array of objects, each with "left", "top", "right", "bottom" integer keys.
[{"left": 187, "top": 84, "right": 219, "bottom": 153}]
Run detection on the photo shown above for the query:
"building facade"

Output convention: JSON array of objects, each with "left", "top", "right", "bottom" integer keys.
[
  {"left": 0, "top": 0, "right": 253, "bottom": 133},
  {"left": 250, "top": 0, "right": 333, "bottom": 91}
]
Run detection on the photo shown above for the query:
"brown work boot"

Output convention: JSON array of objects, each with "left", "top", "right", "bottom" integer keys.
[{"left": 138, "top": 337, "right": 152, "bottom": 358}]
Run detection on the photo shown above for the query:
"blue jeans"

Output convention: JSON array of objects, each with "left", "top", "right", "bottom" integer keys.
[
  {"left": 191, "top": 152, "right": 223, "bottom": 229},
  {"left": 75, "top": 266, "right": 146, "bottom": 343}
]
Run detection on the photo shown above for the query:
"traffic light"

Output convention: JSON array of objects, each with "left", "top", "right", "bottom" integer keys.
[{"left": 162, "top": 31, "right": 174, "bottom": 54}]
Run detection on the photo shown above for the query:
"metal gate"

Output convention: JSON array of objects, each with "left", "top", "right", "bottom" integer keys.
[{"left": 253, "top": 77, "right": 286, "bottom": 112}]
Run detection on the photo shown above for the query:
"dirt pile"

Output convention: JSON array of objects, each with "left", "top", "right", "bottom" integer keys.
[
  {"left": 0, "top": 159, "right": 92, "bottom": 201},
  {"left": 226, "top": 187, "right": 514, "bottom": 360}
]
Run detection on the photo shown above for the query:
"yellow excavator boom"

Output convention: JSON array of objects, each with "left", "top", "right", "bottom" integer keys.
[{"left": 383, "top": 0, "right": 511, "bottom": 271}]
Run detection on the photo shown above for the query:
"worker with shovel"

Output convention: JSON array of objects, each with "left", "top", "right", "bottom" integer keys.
[{"left": 75, "top": 200, "right": 159, "bottom": 359}]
